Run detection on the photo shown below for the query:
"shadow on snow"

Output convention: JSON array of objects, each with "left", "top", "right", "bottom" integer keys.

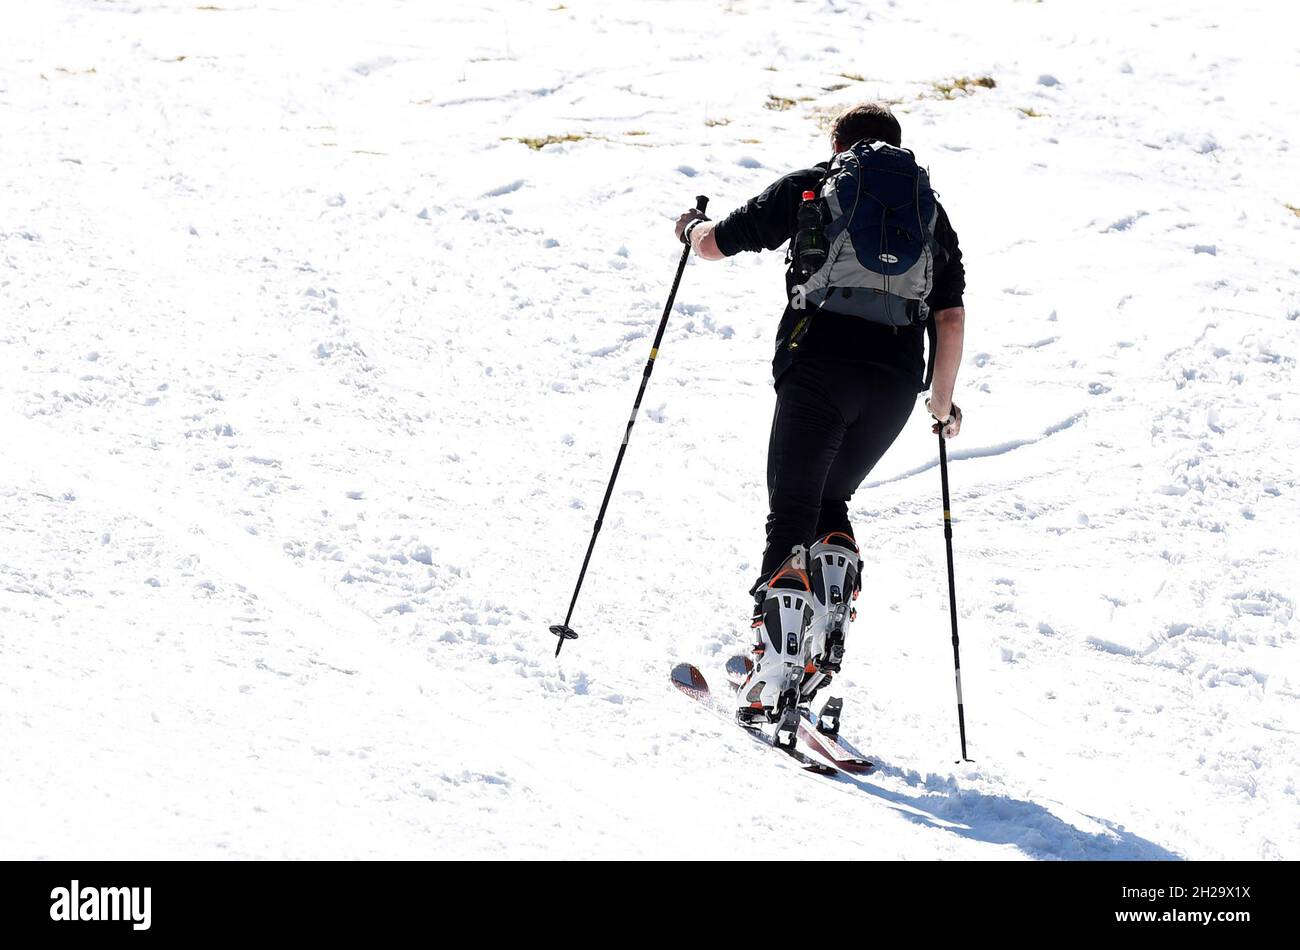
[{"left": 831, "top": 738, "right": 1180, "bottom": 860}]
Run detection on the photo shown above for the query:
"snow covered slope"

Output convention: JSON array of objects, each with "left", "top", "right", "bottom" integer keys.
[{"left": 2, "top": 0, "right": 1296, "bottom": 860}]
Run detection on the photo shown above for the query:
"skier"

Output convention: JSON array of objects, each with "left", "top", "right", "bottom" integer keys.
[{"left": 674, "top": 102, "right": 966, "bottom": 744}]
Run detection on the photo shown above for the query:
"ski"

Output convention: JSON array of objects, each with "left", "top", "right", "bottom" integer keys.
[
  {"left": 670, "top": 663, "right": 837, "bottom": 775},
  {"left": 743, "top": 723, "right": 836, "bottom": 774},
  {"left": 723, "top": 654, "right": 874, "bottom": 773},
  {"left": 797, "top": 712, "right": 874, "bottom": 774}
]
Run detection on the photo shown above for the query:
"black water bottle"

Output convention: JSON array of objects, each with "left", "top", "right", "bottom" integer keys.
[{"left": 793, "top": 189, "right": 827, "bottom": 279}]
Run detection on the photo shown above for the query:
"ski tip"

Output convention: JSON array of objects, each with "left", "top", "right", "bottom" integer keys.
[
  {"left": 670, "top": 662, "right": 710, "bottom": 700},
  {"left": 724, "top": 653, "right": 753, "bottom": 689}
]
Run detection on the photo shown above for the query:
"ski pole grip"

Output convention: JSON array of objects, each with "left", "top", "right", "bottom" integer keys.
[{"left": 695, "top": 195, "right": 709, "bottom": 214}]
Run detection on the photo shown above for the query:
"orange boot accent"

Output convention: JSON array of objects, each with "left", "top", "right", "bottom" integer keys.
[
  {"left": 817, "top": 531, "right": 858, "bottom": 550},
  {"left": 767, "top": 562, "right": 811, "bottom": 592}
]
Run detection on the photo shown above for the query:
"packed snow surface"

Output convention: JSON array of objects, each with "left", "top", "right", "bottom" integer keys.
[{"left": 2, "top": 0, "right": 1297, "bottom": 859}]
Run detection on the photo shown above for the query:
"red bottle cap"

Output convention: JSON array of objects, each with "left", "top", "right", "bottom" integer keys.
[{"left": 802, "top": 190, "right": 816, "bottom": 200}]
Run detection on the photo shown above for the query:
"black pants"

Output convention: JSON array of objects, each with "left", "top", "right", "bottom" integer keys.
[{"left": 759, "top": 358, "right": 917, "bottom": 581}]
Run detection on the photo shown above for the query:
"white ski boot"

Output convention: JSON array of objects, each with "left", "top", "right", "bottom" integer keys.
[
  {"left": 736, "top": 546, "right": 813, "bottom": 749},
  {"left": 798, "top": 532, "right": 862, "bottom": 709}
]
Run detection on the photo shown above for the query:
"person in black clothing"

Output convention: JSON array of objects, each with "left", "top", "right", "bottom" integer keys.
[{"left": 673, "top": 102, "right": 966, "bottom": 729}]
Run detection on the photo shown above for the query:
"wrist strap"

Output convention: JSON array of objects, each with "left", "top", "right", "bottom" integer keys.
[{"left": 926, "top": 399, "right": 954, "bottom": 425}]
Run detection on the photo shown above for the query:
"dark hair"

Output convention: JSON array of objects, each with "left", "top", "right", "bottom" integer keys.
[{"left": 830, "top": 102, "right": 902, "bottom": 149}]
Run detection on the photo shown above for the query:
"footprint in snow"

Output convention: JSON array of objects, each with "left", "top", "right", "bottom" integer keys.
[
  {"left": 484, "top": 179, "right": 525, "bottom": 197},
  {"left": 352, "top": 56, "right": 395, "bottom": 77}
]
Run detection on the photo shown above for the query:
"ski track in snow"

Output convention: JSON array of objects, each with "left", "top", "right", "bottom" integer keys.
[
  {"left": 864, "top": 411, "right": 1089, "bottom": 486},
  {"left": 1, "top": 0, "right": 1297, "bottom": 859}
]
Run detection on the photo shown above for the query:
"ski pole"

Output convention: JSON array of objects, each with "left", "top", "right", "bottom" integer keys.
[
  {"left": 550, "top": 195, "right": 709, "bottom": 657},
  {"left": 938, "top": 427, "right": 973, "bottom": 761}
]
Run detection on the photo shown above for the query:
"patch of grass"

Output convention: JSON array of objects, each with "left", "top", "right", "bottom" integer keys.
[
  {"left": 500, "top": 132, "right": 655, "bottom": 151},
  {"left": 809, "top": 98, "right": 906, "bottom": 132},
  {"left": 957, "top": 75, "right": 997, "bottom": 92},
  {"left": 926, "top": 75, "right": 997, "bottom": 100},
  {"left": 809, "top": 105, "right": 838, "bottom": 132},
  {"left": 624, "top": 130, "right": 649, "bottom": 136},
  {"left": 1018, "top": 106, "right": 1047, "bottom": 117},
  {"left": 1284, "top": 202, "right": 1300, "bottom": 217},
  {"left": 764, "top": 95, "right": 798, "bottom": 111},
  {"left": 739, "top": 138, "right": 761, "bottom": 144},
  {"left": 838, "top": 71, "right": 865, "bottom": 82},
  {"left": 55, "top": 66, "right": 97, "bottom": 75},
  {"left": 196, "top": 5, "right": 224, "bottom": 10},
  {"left": 823, "top": 82, "right": 851, "bottom": 93},
  {"left": 705, "top": 117, "right": 731, "bottom": 127},
  {"left": 504, "top": 133, "right": 590, "bottom": 150},
  {"left": 763, "top": 65, "right": 779, "bottom": 72}
]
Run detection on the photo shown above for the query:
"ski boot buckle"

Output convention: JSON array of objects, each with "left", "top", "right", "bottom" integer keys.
[
  {"left": 816, "top": 697, "right": 843, "bottom": 739},
  {"left": 773, "top": 705, "right": 799, "bottom": 751}
]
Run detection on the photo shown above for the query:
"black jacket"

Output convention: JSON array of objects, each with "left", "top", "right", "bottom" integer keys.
[{"left": 712, "top": 161, "right": 965, "bottom": 385}]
